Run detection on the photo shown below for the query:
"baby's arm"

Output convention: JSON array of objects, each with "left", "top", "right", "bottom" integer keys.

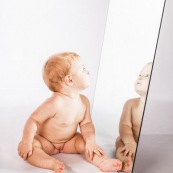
[
  {"left": 119, "top": 100, "right": 136, "bottom": 158},
  {"left": 79, "top": 95, "right": 104, "bottom": 160},
  {"left": 18, "top": 99, "right": 56, "bottom": 160}
]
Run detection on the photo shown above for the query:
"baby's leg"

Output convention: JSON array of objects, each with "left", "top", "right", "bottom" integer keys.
[
  {"left": 115, "top": 137, "right": 132, "bottom": 173},
  {"left": 27, "top": 135, "right": 65, "bottom": 173},
  {"left": 62, "top": 133, "right": 122, "bottom": 172}
]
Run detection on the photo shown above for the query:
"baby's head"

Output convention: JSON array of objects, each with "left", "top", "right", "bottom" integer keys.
[
  {"left": 134, "top": 62, "right": 152, "bottom": 96},
  {"left": 43, "top": 52, "right": 90, "bottom": 92}
]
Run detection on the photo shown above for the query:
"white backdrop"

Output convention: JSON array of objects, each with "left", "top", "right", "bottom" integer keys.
[
  {"left": 0, "top": 0, "right": 109, "bottom": 110},
  {"left": 92, "top": 0, "right": 165, "bottom": 142},
  {"left": 0, "top": 1, "right": 110, "bottom": 172}
]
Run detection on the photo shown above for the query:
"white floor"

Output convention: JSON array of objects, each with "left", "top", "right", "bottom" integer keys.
[{"left": 0, "top": 107, "right": 121, "bottom": 173}]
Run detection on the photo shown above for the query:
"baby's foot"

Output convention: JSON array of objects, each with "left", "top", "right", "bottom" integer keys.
[
  {"left": 99, "top": 159, "right": 122, "bottom": 172},
  {"left": 122, "top": 160, "right": 132, "bottom": 173},
  {"left": 53, "top": 160, "right": 65, "bottom": 173}
]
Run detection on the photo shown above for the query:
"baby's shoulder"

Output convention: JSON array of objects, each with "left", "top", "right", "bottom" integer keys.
[
  {"left": 42, "top": 95, "right": 64, "bottom": 109},
  {"left": 80, "top": 94, "right": 88, "bottom": 100},
  {"left": 124, "top": 98, "right": 140, "bottom": 106},
  {"left": 80, "top": 94, "right": 90, "bottom": 105}
]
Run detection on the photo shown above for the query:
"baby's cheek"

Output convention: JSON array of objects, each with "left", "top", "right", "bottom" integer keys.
[
  {"left": 144, "top": 81, "right": 149, "bottom": 90},
  {"left": 146, "top": 79, "right": 150, "bottom": 85}
]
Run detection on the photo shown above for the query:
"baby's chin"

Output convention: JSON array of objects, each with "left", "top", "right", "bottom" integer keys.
[
  {"left": 81, "top": 83, "right": 90, "bottom": 90},
  {"left": 135, "top": 88, "right": 147, "bottom": 96},
  {"left": 85, "top": 83, "right": 90, "bottom": 89}
]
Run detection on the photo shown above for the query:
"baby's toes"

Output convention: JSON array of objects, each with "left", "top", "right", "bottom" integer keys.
[
  {"left": 110, "top": 160, "right": 121, "bottom": 171},
  {"left": 114, "top": 160, "right": 122, "bottom": 167},
  {"left": 54, "top": 168, "right": 63, "bottom": 173},
  {"left": 53, "top": 160, "right": 65, "bottom": 172},
  {"left": 58, "top": 161, "right": 65, "bottom": 170}
]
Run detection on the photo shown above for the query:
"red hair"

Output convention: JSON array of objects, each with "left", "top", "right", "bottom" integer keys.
[{"left": 43, "top": 52, "right": 79, "bottom": 92}]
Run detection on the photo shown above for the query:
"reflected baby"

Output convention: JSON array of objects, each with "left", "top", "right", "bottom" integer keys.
[
  {"left": 115, "top": 62, "right": 152, "bottom": 173},
  {"left": 18, "top": 52, "right": 122, "bottom": 173}
]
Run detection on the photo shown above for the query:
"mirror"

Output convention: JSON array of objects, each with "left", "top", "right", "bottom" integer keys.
[
  {"left": 92, "top": 0, "right": 165, "bottom": 172},
  {"left": 133, "top": 0, "right": 173, "bottom": 172}
]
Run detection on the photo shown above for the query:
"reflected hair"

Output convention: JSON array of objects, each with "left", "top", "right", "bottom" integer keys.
[
  {"left": 43, "top": 52, "right": 80, "bottom": 92},
  {"left": 145, "top": 61, "right": 153, "bottom": 71},
  {"left": 146, "top": 61, "right": 153, "bottom": 66}
]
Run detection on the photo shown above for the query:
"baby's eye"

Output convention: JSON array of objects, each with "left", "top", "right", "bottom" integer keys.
[
  {"left": 145, "top": 74, "right": 150, "bottom": 77},
  {"left": 83, "top": 67, "right": 86, "bottom": 71}
]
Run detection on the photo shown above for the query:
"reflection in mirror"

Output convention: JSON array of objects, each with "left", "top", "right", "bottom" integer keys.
[
  {"left": 133, "top": 0, "right": 173, "bottom": 172},
  {"left": 92, "top": 0, "right": 165, "bottom": 173},
  {"left": 115, "top": 62, "right": 152, "bottom": 173}
]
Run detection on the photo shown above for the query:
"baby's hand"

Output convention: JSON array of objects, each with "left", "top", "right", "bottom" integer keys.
[
  {"left": 85, "top": 140, "right": 104, "bottom": 160},
  {"left": 120, "top": 142, "right": 136, "bottom": 159},
  {"left": 18, "top": 140, "right": 33, "bottom": 160}
]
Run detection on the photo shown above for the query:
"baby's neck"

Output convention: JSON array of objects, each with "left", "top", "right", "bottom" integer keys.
[
  {"left": 140, "top": 96, "right": 146, "bottom": 105},
  {"left": 54, "top": 89, "right": 80, "bottom": 100}
]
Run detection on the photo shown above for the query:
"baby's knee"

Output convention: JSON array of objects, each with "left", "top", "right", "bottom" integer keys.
[
  {"left": 115, "top": 148, "right": 121, "bottom": 159},
  {"left": 74, "top": 133, "right": 85, "bottom": 153},
  {"left": 115, "top": 137, "right": 123, "bottom": 147},
  {"left": 32, "top": 138, "right": 42, "bottom": 149}
]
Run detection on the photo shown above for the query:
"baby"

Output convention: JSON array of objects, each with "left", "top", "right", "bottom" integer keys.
[
  {"left": 115, "top": 62, "right": 152, "bottom": 173},
  {"left": 18, "top": 52, "right": 122, "bottom": 173}
]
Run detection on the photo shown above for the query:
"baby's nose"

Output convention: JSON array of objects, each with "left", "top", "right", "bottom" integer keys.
[
  {"left": 86, "top": 70, "right": 90, "bottom": 75},
  {"left": 139, "top": 75, "right": 144, "bottom": 79},
  {"left": 87, "top": 71, "right": 90, "bottom": 75}
]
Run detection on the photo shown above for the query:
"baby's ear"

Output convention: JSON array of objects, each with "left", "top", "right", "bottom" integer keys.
[{"left": 64, "top": 75, "right": 74, "bottom": 86}]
